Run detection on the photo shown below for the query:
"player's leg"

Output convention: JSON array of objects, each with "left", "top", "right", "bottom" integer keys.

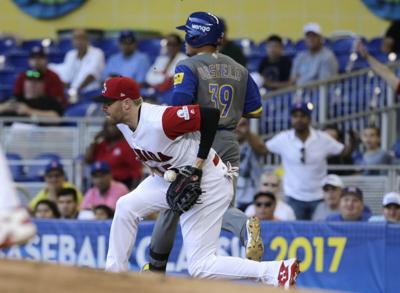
[
  {"left": 147, "top": 209, "right": 180, "bottom": 272},
  {"left": 106, "top": 175, "right": 169, "bottom": 272},
  {"left": 0, "top": 146, "right": 36, "bottom": 248},
  {"left": 180, "top": 163, "right": 299, "bottom": 288},
  {"left": 220, "top": 173, "right": 264, "bottom": 261}
]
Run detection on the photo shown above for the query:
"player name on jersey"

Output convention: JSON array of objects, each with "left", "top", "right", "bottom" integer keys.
[{"left": 197, "top": 63, "right": 242, "bottom": 81}]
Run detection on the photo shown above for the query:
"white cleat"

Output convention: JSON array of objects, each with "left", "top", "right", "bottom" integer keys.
[
  {"left": 274, "top": 258, "right": 300, "bottom": 289},
  {"left": 245, "top": 216, "right": 264, "bottom": 261},
  {"left": 0, "top": 208, "right": 36, "bottom": 249}
]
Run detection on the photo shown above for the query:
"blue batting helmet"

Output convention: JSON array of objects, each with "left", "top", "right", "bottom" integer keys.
[{"left": 176, "top": 12, "right": 224, "bottom": 48}]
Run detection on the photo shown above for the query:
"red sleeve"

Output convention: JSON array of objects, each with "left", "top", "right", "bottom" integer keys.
[
  {"left": 162, "top": 105, "right": 201, "bottom": 140},
  {"left": 13, "top": 73, "right": 25, "bottom": 96}
]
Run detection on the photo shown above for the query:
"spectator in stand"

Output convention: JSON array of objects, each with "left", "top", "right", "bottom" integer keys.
[
  {"left": 81, "top": 161, "right": 128, "bottom": 211},
  {"left": 355, "top": 125, "right": 392, "bottom": 174},
  {"left": 235, "top": 118, "right": 265, "bottom": 211},
  {"left": 85, "top": 120, "right": 142, "bottom": 189},
  {"left": 357, "top": 41, "right": 400, "bottom": 95},
  {"left": 29, "top": 161, "right": 83, "bottom": 210},
  {"left": 260, "top": 102, "right": 348, "bottom": 220},
  {"left": 252, "top": 191, "right": 278, "bottom": 221},
  {"left": 57, "top": 187, "right": 79, "bottom": 219},
  {"left": 33, "top": 199, "right": 60, "bottom": 219},
  {"left": 326, "top": 186, "right": 370, "bottom": 222},
  {"left": 383, "top": 21, "right": 400, "bottom": 54},
  {"left": 218, "top": 18, "right": 247, "bottom": 67},
  {"left": 245, "top": 172, "right": 296, "bottom": 221},
  {"left": 93, "top": 204, "right": 114, "bottom": 220},
  {"left": 0, "top": 46, "right": 65, "bottom": 118},
  {"left": 50, "top": 29, "right": 105, "bottom": 101},
  {"left": 258, "top": 35, "right": 292, "bottom": 90},
  {"left": 312, "top": 174, "right": 343, "bottom": 221},
  {"left": 370, "top": 192, "right": 400, "bottom": 223},
  {"left": 324, "top": 124, "right": 357, "bottom": 175},
  {"left": 145, "top": 33, "right": 187, "bottom": 95},
  {"left": 291, "top": 23, "right": 338, "bottom": 86},
  {"left": 103, "top": 30, "right": 151, "bottom": 86}
]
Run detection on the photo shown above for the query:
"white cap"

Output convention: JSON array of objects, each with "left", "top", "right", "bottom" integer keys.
[
  {"left": 322, "top": 174, "right": 344, "bottom": 188},
  {"left": 383, "top": 192, "right": 400, "bottom": 207},
  {"left": 303, "top": 22, "right": 322, "bottom": 35}
]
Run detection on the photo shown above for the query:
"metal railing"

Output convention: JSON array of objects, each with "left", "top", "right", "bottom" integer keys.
[{"left": 259, "top": 62, "right": 400, "bottom": 150}]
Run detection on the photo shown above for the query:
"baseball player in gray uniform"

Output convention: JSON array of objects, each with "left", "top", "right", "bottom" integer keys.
[{"left": 145, "top": 12, "right": 265, "bottom": 272}]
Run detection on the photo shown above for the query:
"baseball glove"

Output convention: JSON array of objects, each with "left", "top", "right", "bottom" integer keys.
[{"left": 166, "top": 166, "right": 203, "bottom": 215}]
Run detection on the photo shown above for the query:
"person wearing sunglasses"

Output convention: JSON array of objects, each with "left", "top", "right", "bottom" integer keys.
[
  {"left": 0, "top": 46, "right": 65, "bottom": 118},
  {"left": 259, "top": 102, "right": 348, "bottom": 220},
  {"left": 253, "top": 191, "right": 279, "bottom": 221}
]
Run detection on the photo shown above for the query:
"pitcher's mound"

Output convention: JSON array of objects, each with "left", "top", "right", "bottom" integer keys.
[{"left": 0, "top": 259, "right": 325, "bottom": 293}]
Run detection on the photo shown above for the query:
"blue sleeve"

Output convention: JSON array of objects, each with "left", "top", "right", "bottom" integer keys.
[
  {"left": 243, "top": 73, "right": 262, "bottom": 114},
  {"left": 171, "top": 64, "right": 198, "bottom": 105}
]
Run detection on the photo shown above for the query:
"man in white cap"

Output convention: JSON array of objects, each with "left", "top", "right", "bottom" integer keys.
[
  {"left": 312, "top": 174, "right": 343, "bottom": 221},
  {"left": 369, "top": 192, "right": 400, "bottom": 223},
  {"left": 291, "top": 22, "right": 338, "bottom": 86}
]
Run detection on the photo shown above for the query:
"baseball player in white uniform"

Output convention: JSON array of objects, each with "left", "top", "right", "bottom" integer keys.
[
  {"left": 0, "top": 145, "right": 36, "bottom": 248},
  {"left": 96, "top": 77, "right": 299, "bottom": 288}
]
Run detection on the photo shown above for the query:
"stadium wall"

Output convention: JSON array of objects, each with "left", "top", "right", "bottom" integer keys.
[
  {"left": 1, "top": 220, "right": 399, "bottom": 293},
  {"left": 0, "top": 0, "right": 388, "bottom": 41}
]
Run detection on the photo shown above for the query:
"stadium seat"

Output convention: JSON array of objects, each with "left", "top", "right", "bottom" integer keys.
[
  {"left": 6, "top": 50, "right": 29, "bottom": 70},
  {"left": 24, "top": 153, "right": 61, "bottom": 181},
  {"left": 79, "top": 88, "right": 102, "bottom": 103},
  {"left": 47, "top": 51, "right": 65, "bottom": 63},
  {"left": 367, "top": 37, "right": 383, "bottom": 54},
  {"left": 0, "top": 68, "right": 18, "bottom": 86},
  {"left": 138, "top": 38, "right": 162, "bottom": 63},
  {"left": 56, "top": 38, "right": 73, "bottom": 54},
  {"left": 331, "top": 38, "right": 357, "bottom": 55},
  {"left": 64, "top": 102, "right": 99, "bottom": 117},
  {"left": 94, "top": 38, "right": 119, "bottom": 58},
  {"left": 0, "top": 37, "right": 17, "bottom": 54},
  {"left": 6, "top": 153, "right": 25, "bottom": 182},
  {"left": 0, "top": 85, "right": 13, "bottom": 101},
  {"left": 392, "top": 140, "right": 400, "bottom": 158},
  {"left": 21, "top": 39, "right": 45, "bottom": 51}
]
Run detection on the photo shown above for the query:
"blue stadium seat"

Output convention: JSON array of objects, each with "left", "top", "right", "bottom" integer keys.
[
  {"left": 0, "top": 68, "right": 19, "bottom": 86},
  {"left": 0, "top": 85, "right": 13, "bottom": 101},
  {"left": 79, "top": 88, "right": 102, "bottom": 103},
  {"left": 21, "top": 39, "right": 45, "bottom": 51},
  {"left": 0, "top": 37, "right": 17, "bottom": 54},
  {"left": 6, "top": 50, "right": 29, "bottom": 70},
  {"left": 367, "top": 37, "right": 383, "bottom": 54},
  {"left": 56, "top": 38, "right": 73, "bottom": 54},
  {"left": 331, "top": 38, "right": 357, "bottom": 55},
  {"left": 24, "top": 153, "right": 61, "bottom": 181},
  {"left": 64, "top": 102, "right": 98, "bottom": 117},
  {"left": 392, "top": 140, "right": 400, "bottom": 159},
  {"left": 95, "top": 38, "right": 119, "bottom": 58},
  {"left": 6, "top": 153, "right": 25, "bottom": 182},
  {"left": 47, "top": 50, "right": 65, "bottom": 63},
  {"left": 138, "top": 38, "right": 162, "bottom": 63}
]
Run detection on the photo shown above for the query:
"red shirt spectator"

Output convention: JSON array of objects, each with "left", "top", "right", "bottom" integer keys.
[
  {"left": 13, "top": 68, "right": 67, "bottom": 107},
  {"left": 93, "top": 139, "right": 142, "bottom": 183},
  {"left": 85, "top": 120, "right": 143, "bottom": 189}
]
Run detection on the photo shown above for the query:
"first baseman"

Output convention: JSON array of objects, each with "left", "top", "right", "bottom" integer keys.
[{"left": 97, "top": 77, "right": 299, "bottom": 288}]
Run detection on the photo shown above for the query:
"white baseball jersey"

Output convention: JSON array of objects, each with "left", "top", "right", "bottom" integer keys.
[
  {"left": 106, "top": 102, "right": 289, "bottom": 285},
  {"left": 116, "top": 102, "right": 220, "bottom": 174}
]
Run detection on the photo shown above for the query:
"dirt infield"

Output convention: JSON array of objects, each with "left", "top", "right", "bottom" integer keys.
[{"left": 0, "top": 259, "right": 326, "bottom": 293}]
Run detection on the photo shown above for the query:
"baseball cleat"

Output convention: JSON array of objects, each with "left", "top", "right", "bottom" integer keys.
[
  {"left": 276, "top": 258, "right": 300, "bottom": 289},
  {"left": 0, "top": 208, "right": 36, "bottom": 249},
  {"left": 245, "top": 216, "right": 264, "bottom": 261}
]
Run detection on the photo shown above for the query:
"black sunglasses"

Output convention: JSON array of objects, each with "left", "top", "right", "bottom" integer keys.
[
  {"left": 300, "top": 147, "right": 306, "bottom": 164},
  {"left": 255, "top": 201, "right": 273, "bottom": 208}
]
